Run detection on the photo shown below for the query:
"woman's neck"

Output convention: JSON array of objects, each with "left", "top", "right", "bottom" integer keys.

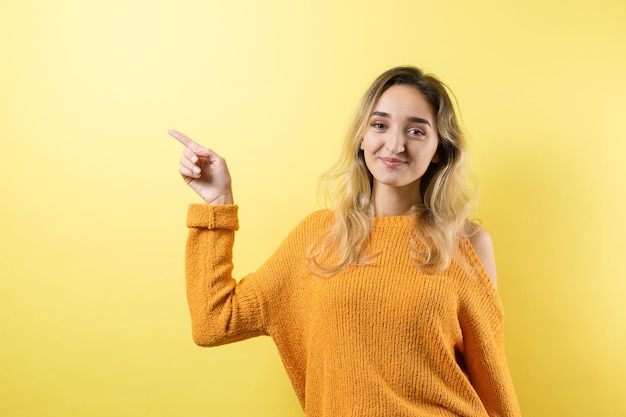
[{"left": 371, "top": 182, "right": 421, "bottom": 217}]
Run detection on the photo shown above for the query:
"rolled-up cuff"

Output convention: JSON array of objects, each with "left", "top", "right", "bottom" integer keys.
[{"left": 186, "top": 204, "right": 239, "bottom": 230}]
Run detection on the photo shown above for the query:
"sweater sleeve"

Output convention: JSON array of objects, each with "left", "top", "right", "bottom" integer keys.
[
  {"left": 461, "top": 313, "right": 521, "bottom": 417},
  {"left": 459, "top": 239, "right": 522, "bottom": 417},
  {"left": 185, "top": 204, "right": 266, "bottom": 347}
]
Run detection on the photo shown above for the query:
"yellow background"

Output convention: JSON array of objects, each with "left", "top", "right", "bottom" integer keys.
[{"left": 1, "top": 0, "right": 625, "bottom": 416}]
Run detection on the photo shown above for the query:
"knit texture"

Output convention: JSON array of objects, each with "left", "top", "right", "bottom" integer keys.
[{"left": 185, "top": 204, "right": 521, "bottom": 417}]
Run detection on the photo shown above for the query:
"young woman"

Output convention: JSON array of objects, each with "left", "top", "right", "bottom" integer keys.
[{"left": 170, "top": 66, "right": 521, "bottom": 416}]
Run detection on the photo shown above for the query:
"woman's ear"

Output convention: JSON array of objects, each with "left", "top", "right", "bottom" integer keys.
[
  {"left": 360, "top": 139, "right": 365, "bottom": 150},
  {"left": 431, "top": 141, "right": 444, "bottom": 164}
]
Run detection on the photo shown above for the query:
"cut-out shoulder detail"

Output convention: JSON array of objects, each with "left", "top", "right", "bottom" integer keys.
[{"left": 469, "top": 229, "right": 498, "bottom": 290}]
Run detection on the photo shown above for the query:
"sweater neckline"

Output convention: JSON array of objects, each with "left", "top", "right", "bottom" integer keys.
[{"left": 372, "top": 214, "right": 414, "bottom": 228}]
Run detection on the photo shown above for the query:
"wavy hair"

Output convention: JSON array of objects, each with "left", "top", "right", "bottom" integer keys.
[{"left": 307, "top": 66, "right": 479, "bottom": 276}]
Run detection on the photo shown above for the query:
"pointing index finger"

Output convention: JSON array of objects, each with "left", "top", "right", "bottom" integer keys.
[{"left": 168, "top": 129, "right": 203, "bottom": 151}]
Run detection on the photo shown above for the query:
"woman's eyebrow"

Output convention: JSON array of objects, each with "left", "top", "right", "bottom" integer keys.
[
  {"left": 371, "top": 111, "right": 391, "bottom": 119},
  {"left": 407, "top": 116, "right": 431, "bottom": 127},
  {"left": 372, "top": 111, "right": 432, "bottom": 127}
]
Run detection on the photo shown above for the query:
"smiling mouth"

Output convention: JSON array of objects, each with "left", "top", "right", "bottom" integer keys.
[{"left": 380, "top": 157, "right": 406, "bottom": 167}]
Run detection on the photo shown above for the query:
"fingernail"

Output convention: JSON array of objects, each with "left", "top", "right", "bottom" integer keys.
[{"left": 193, "top": 167, "right": 200, "bottom": 174}]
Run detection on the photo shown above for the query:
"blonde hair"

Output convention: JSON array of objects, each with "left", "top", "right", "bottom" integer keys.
[{"left": 307, "top": 66, "right": 479, "bottom": 276}]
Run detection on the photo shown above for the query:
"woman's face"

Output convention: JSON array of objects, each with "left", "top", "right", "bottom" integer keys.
[{"left": 360, "top": 84, "right": 439, "bottom": 200}]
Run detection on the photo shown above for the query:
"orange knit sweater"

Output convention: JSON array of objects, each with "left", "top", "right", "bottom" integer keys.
[{"left": 185, "top": 204, "right": 521, "bottom": 417}]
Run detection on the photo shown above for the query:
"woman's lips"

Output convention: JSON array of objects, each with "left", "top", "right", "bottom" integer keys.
[{"left": 380, "top": 157, "right": 406, "bottom": 167}]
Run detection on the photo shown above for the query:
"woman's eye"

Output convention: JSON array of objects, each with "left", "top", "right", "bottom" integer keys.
[
  {"left": 409, "top": 129, "right": 425, "bottom": 136},
  {"left": 371, "top": 122, "right": 385, "bottom": 129}
]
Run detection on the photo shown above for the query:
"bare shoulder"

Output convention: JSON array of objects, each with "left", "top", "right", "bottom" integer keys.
[{"left": 468, "top": 228, "right": 498, "bottom": 291}]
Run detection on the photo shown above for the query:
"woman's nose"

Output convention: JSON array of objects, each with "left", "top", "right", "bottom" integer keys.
[{"left": 384, "top": 129, "right": 405, "bottom": 153}]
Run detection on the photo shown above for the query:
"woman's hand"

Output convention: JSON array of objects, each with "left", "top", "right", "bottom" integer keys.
[{"left": 169, "top": 130, "right": 234, "bottom": 205}]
